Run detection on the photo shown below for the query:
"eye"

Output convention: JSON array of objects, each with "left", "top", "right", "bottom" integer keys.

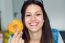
[
  {"left": 26, "top": 14, "right": 31, "bottom": 17},
  {"left": 36, "top": 14, "right": 41, "bottom": 16}
]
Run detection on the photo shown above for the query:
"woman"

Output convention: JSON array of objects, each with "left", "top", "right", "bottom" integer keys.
[{"left": 11, "top": 0, "right": 53, "bottom": 43}]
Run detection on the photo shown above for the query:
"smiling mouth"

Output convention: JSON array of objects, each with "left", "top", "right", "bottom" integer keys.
[{"left": 29, "top": 22, "right": 39, "bottom": 26}]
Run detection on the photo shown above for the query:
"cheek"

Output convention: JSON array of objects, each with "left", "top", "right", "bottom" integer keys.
[
  {"left": 37, "top": 16, "right": 44, "bottom": 27},
  {"left": 25, "top": 17, "right": 30, "bottom": 25},
  {"left": 37, "top": 16, "right": 44, "bottom": 23}
]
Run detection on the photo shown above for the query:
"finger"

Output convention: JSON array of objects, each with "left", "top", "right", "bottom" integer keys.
[
  {"left": 16, "top": 32, "right": 23, "bottom": 39},
  {"left": 19, "top": 38, "right": 24, "bottom": 43},
  {"left": 11, "top": 30, "right": 23, "bottom": 43},
  {"left": 12, "top": 30, "right": 19, "bottom": 41},
  {"left": 20, "top": 31, "right": 23, "bottom": 36},
  {"left": 19, "top": 38, "right": 22, "bottom": 43},
  {"left": 13, "top": 29, "right": 19, "bottom": 38},
  {"left": 15, "top": 32, "right": 23, "bottom": 43}
]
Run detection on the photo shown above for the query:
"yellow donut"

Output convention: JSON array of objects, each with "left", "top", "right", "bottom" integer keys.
[{"left": 7, "top": 19, "right": 23, "bottom": 34}]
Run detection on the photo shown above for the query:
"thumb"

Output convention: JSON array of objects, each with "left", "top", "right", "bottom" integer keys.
[
  {"left": 16, "top": 31, "right": 23, "bottom": 39},
  {"left": 19, "top": 38, "right": 24, "bottom": 43}
]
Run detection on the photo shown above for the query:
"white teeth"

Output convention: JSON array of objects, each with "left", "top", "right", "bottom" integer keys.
[{"left": 30, "top": 22, "right": 38, "bottom": 26}]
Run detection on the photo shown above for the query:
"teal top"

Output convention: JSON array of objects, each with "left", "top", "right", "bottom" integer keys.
[{"left": 52, "top": 29, "right": 58, "bottom": 43}]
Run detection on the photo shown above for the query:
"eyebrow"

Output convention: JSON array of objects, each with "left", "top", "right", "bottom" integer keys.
[
  {"left": 26, "top": 11, "right": 42, "bottom": 14},
  {"left": 35, "top": 11, "right": 42, "bottom": 13}
]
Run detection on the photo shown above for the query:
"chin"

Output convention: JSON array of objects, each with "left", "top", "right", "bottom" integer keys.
[{"left": 28, "top": 28, "right": 41, "bottom": 33}]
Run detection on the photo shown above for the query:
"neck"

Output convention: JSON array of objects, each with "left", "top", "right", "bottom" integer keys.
[{"left": 29, "top": 29, "right": 42, "bottom": 41}]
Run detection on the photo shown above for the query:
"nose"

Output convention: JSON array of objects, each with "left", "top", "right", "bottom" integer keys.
[{"left": 31, "top": 16, "right": 36, "bottom": 21}]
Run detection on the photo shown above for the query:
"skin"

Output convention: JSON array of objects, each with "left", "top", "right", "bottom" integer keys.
[{"left": 11, "top": 4, "right": 44, "bottom": 43}]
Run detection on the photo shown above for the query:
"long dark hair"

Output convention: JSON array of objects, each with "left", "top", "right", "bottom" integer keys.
[{"left": 21, "top": 0, "right": 53, "bottom": 43}]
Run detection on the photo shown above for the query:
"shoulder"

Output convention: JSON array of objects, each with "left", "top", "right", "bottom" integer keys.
[{"left": 51, "top": 29, "right": 64, "bottom": 43}]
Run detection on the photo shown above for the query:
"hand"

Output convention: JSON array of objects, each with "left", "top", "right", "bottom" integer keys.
[{"left": 11, "top": 30, "right": 24, "bottom": 43}]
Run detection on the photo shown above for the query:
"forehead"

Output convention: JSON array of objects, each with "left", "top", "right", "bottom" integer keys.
[{"left": 25, "top": 4, "right": 42, "bottom": 13}]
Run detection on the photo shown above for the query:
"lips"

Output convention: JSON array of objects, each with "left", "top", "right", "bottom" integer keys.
[{"left": 29, "top": 22, "right": 39, "bottom": 27}]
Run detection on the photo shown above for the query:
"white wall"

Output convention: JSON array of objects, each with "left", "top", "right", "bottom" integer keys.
[
  {"left": 43, "top": 0, "right": 65, "bottom": 31},
  {"left": 1, "top": 0, "right": 13, "bottom": 31},
  {"left": 12, "top": 0, "right": 24, "bottom": 20},
  {"left": 0, "top": 0, "right": 1, "bottom": 11}
]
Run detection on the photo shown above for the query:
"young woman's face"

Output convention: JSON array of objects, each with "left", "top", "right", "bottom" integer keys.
[{"left": 25, "top": 4, "right": 44, "bottom": 32}]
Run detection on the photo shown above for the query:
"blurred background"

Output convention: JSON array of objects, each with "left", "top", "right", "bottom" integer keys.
[{"left": 0, "top": 0, "right": 65, "bottom": 43}]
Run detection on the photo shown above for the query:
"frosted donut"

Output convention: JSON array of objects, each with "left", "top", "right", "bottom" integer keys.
[{"left": 7, "top": 19, "right": 23, "bottom": 34}]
